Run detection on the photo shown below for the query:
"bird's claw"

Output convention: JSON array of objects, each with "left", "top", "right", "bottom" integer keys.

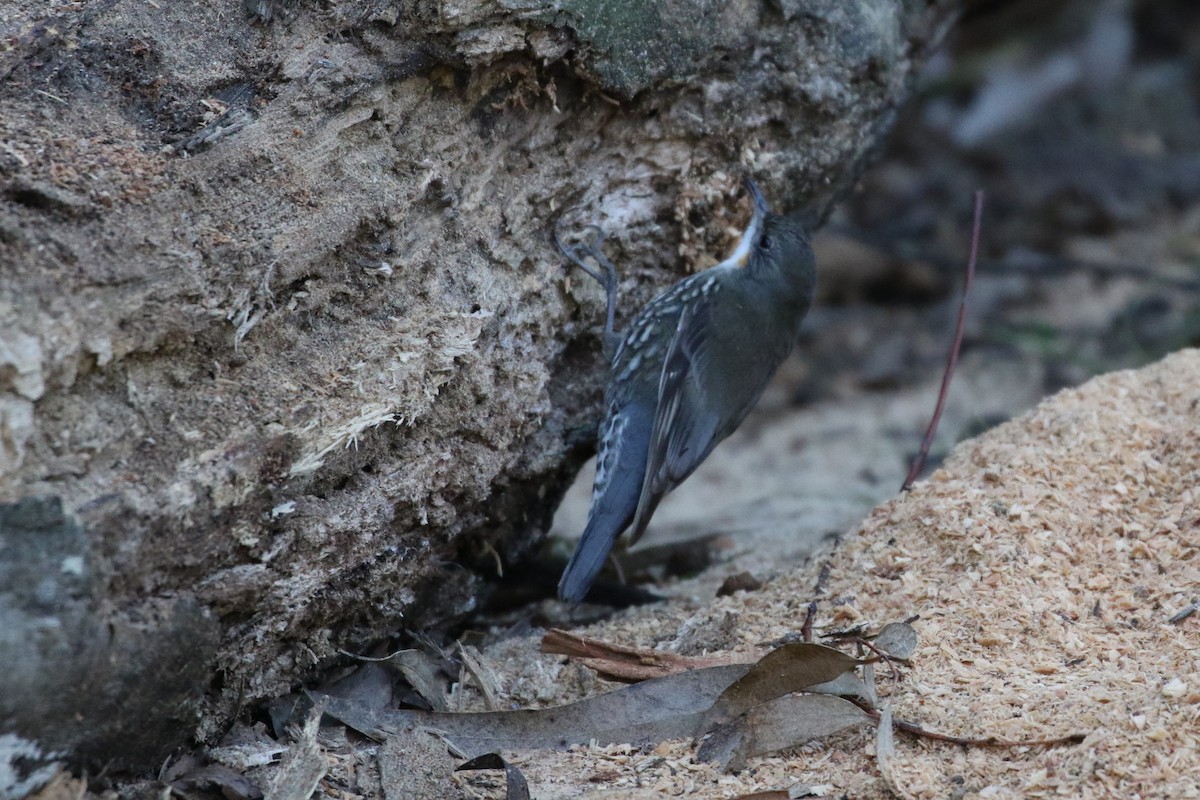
[{"left": 555, "top": 220, "right": 621, "bottom": 351}]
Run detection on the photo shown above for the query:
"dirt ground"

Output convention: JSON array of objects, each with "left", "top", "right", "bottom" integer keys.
[{"left": 475, "top": 348, "right": 1200, "bottom": 799}]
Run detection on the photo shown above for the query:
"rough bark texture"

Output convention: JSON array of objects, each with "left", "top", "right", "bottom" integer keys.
[{"left": 0, "top": 0, "right": 953, "bottom": 776}]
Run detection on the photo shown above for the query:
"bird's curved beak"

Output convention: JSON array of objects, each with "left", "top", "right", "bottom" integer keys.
[
  {"left": 744, "top": 177, "right": 769, "bottom": 219},
  {"left": 729, "top": 177, "right": 769, "bottom": 268}
]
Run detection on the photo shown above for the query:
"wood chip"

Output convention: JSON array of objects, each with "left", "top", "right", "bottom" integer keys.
[{"left": 474, "top": 350, "right": 1200, "bottom": 798}]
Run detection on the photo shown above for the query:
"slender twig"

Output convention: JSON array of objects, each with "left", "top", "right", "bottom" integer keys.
[
  {"left": 850, "top": 698, "right": 1085, "bottom": 747},
  {"left": 889, "top": 715, "right": 1085, "bottom": 748},
  {"left": 851, "top": 637, "right": 901, "bottom": 684},
  {"left": 801, "top": 601, "right": 817, "bottom": 642},
  {"left": 902, "top": 191, "right": 983, "bottom": 491},
  {"left": 799, "top": 560, "right": 833, "bottom": 641},
  {"left": 337, "top": 647, "right": 408, "bottom": 662}
]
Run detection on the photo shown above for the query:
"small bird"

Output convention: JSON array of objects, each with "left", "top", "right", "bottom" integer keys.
[{"left": 556, "top": 179, "right": 817, "bottom": 604}]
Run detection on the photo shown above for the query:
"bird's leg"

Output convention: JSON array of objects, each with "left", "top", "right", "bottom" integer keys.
[
  {"left": 580, "top": 226, "right": 621, "bottom": 354},
  {"left": 555, "top": 223, "right": 621, "bottom": 356},
  {"left": 607, "top": 550, "right": 627, "bottom": 586}
]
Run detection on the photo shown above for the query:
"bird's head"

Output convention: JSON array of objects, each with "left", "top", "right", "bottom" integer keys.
[{"left": 729, "top": 178, "right": 814, "bottom": 288}]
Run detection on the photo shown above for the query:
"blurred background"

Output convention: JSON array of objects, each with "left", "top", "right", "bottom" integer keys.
[{"left": 542, "top": 0, "right": 1200, "bottom": 606}]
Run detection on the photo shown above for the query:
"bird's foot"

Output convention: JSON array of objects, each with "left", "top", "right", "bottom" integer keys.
[{"left": 554, "top": 221, "right": 621, "bottom": 352}]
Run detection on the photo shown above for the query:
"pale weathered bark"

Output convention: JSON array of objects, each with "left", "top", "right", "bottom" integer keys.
[{"left": 0, "top": 0, "right": 955, "bottom": 778}]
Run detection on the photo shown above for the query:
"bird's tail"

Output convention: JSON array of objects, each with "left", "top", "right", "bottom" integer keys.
[{"left": 557, "top": 515, "right": 622, "bottom": 604}]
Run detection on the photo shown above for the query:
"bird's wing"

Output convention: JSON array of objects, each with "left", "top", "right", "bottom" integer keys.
[{"left": 627, "top": 299, "right": 722, "bottom": 544}]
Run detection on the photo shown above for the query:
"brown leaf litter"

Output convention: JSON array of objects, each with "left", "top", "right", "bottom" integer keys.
[
  {"left": 472, "top": 348, "right": 1199, "bottom": 798},
  {"left": 540, "top": 628, "right": 763, "bottom": 682}
]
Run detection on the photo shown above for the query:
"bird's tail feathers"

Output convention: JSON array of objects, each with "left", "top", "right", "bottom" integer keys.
[{"left": 557, "top": 515, "right": 623, "bottom": 605}]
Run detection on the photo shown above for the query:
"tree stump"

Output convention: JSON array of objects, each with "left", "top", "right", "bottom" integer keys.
[{"left": 0, "top": 0, "right": 955, "bottom": 778}]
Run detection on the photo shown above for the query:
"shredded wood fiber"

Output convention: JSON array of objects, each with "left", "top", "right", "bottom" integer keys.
[{"left": 499, "top": 349, "right": 1200, "bottom": 799}]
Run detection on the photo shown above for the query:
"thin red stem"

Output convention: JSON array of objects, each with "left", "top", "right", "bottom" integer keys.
[{"left": 902, "top": 191, "right": 984, "bottom": 491}]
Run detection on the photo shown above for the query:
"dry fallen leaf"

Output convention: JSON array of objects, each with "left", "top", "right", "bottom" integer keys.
[
  {"left": 541, "top": 627, "right": 761, "bottom": 682},
  {"left": 263, "top": 707, "right": 326, "bottom": 800},
  {"left": 875, "top": 704, "right": 917, "bottom": 800},
  {"left": 317, "top": 663, "right": 751, "bottom": 757},
  {"left": 873, "top": 622, "right": 918, "bottom": 661},
  {"left": 702, "top": 643, "right": 865, "bottom": 729},
  {"left": 698, "top": 693, "right": 873, "bottom": 772},
  {"left": 456, "top": 753, "right": 531, "bottom": 800},
  {"left": 169, "top": 764, "right": 263, "bottom": 800}
]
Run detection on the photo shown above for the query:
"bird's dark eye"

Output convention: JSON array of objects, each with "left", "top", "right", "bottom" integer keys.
[{"left": 760, "top": 234, "right": 772, "bottom": 250}]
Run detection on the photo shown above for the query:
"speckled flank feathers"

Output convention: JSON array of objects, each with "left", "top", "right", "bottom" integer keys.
[{"left": 559, "top": 180, "right": 817, "bottom": 603}]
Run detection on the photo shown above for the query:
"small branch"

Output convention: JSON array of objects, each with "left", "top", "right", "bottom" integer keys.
[
  {"left": 799, "top": 560, "right": 832, "bottom": 641},
  {"left": 850, "top": 638, "right": 900, "bottom": 684},
  {"left": 851, "top": 698, "right": 1085, "bottom": 748},
  {"left": 801, "top": 602, "right": 817, "bottom": 642},
  {"left": 337, "top": 647, "right": 408, "bottom": 662},
  {"left": 902, "top": 191, "right": 983, "bottom": 492},
  {"left": 889, "top": 716, "right": 1085, "bottom": 748}
]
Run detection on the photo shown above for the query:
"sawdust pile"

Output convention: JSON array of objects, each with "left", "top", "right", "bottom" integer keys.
[{"left": 499, "top": 349, "right": 1199, "bottom": 799}]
